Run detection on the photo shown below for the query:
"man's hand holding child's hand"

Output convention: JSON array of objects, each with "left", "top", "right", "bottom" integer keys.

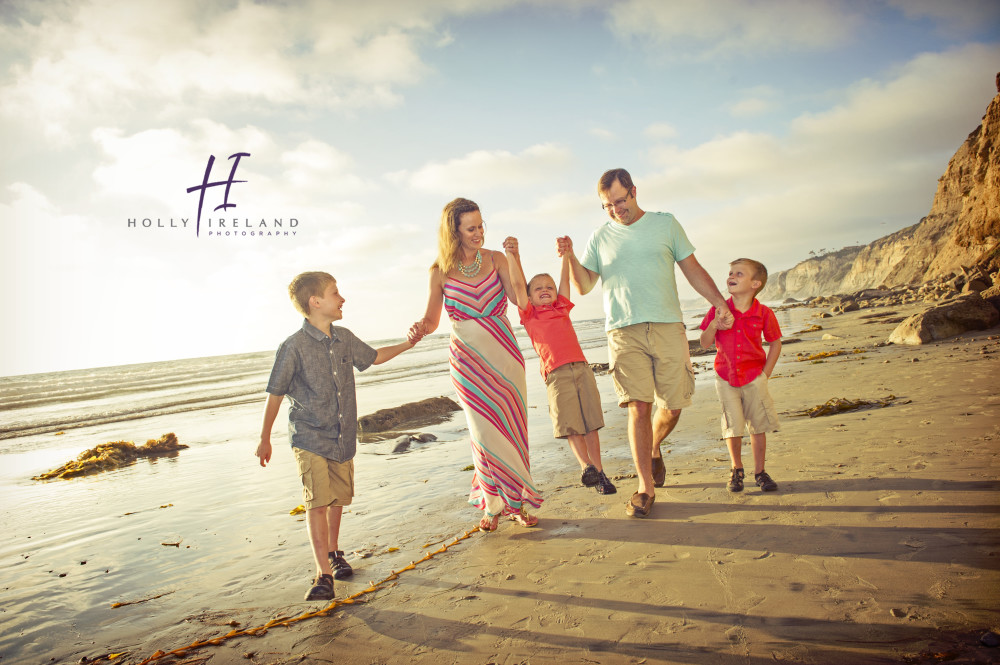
[{"left": 556, "top": 236, "right": 573, "bottom": 257}]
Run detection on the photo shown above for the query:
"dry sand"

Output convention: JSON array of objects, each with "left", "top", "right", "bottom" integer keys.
[{"left": 109, "top": 303, "right": 1000, "bottom": 665}]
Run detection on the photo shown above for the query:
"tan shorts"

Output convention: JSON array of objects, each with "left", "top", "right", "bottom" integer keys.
[
  {"left": 715, "top": 373, "right": 780, "bottom": 438},
  {"left": 293, "top": 447, "right": 354, "bottom": 510},
  {"left": 607, "top": 322, "right": 695, "bottom": 409},
  {"left": 545, "top": 361, "right": 605, "bottom": 438}
]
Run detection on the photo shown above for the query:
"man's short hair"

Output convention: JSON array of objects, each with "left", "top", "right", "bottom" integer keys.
[
  {"left": 731, "top": 258, "right": 768, "bottom": 296},
  {"left": 288, "top": 271, "right": 336, "bottom": 316},
  {"left": 598, "top": 168, "right": 635, "bottom": 195}
]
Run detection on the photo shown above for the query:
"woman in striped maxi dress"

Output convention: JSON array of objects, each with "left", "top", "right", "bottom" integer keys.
[{"left": 414, "top": 198, "right": 542, "bottom": 532}]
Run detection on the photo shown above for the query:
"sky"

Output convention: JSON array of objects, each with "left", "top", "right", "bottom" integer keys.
[{"left": 1, "top": 0, "right": 998, "bottom": 377}]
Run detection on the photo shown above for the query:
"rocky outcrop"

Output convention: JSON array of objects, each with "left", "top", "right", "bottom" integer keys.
[
  {"left": 888, "top": 293, "right": 1000, "bottom": 345},
  {"left": 761, "top": 83, "right": 1000, "bottom": 302},
  {"left": 358, "top": 396, "right": 461, "bottom": 434}
]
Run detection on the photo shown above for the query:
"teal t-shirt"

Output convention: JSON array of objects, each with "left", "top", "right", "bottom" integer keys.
[{"left": 580, "top": 211, "right": 695, "bottom": 331}]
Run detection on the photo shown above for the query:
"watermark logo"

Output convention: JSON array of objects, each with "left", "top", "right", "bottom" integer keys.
[
  {"left": 186, "top": 152, "right": 250, "bottom": 237},
  {"left": 126, "top": 151, "right": 300, "bottom": 239}
]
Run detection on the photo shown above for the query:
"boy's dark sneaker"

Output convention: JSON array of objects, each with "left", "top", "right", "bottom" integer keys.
[
  {"left": 755, "top": 471, "right": 778, "bottom": 492},
  {"left": 329, "top": 550, "right": 353, "bottom": 580},
  {"left": 581, "top": 464, "right": 600, "bottom": 487},
  {"left": 304, "top": 573, "right": 335, "bottom": 601},
  {"left": 727, "top": 467, "right": 745, "bottom": 492},
  {"left": 652, "top": 452, "right": 666, "bottom": 487},
  {"left": 595, "top": 471, "right": 617, "bottom": 495}
]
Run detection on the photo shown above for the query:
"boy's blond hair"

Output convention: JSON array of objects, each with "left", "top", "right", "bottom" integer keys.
[
  {"left": 527, "top": 273, "right": 555, "bottom": 292},
  {"left": 288, "top": 271, "right": 336, "bottom": 316},
  {"left": 731, "top": 258, "right": 768, "bottom": 297}
]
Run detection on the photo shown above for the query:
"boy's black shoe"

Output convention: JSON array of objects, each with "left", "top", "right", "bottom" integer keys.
[
  {"left": 581, "top": 464, "right": 600, "bottom": 487},
  {"left": 595, "top": 471, "right": 617, "bottom": 495},
  {"left": 304, "top": 573, "right": 335, "bottom": 601},
  {"left": 727, "top": 467, "right": 745, "bottom": 492},
  {"left": 329, "top": 550, "right": 353, "bottom": 580},
  {"left": 755, "top": 471, "right": 778, "bottom": 492}
]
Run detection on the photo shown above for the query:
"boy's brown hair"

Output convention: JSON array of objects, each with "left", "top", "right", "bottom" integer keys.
[
  {"left": 731, "top": 258, "right": 768, "bottom": 297},
  {"left": 288, "top": 271, "right": 336, "bottom": 316}
]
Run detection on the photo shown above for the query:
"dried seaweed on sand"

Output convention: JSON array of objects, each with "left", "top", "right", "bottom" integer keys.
[
  {"left": 32, "top": 433, "right": 187, "bottom": 480},
  {"left": 794, "top": 396, "right": 909, "bottom": 418}
]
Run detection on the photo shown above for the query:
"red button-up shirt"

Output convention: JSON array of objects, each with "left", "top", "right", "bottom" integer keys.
[
  {"left": 700, "top": 298, "right": 781, "bottom": 387},
  {"left": 519, "top": 295, "right": 587, "bottom": 377}
]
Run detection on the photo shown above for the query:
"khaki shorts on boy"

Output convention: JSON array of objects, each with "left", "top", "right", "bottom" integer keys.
[
  {"left": 544, "top": 361, "right": 605, "bottom": 438},
  {"left": 714, "top": 372, "right": 780, "bottom": 438},
  {"left": 293, "top": 447, "right": 355, "bottom": 510},
  {"left": 607, "top": 322, "right": 695, "bottom": 409}
]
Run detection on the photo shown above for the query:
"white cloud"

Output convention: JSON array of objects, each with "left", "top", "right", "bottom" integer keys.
[
  {"left": 643, "top": 122, "right": 678, "bottom": 140},
  {"left": 0, "top": 0, "right": 447, "bottom": 143},
  {"left": 640, "top": 43, "right": 999, "bottom": 279},
  {"left": 589, "top": 127, "right": 617, "bottom": 140},
  {"left": 728, "top": 86, "right": 780, "bottom": 117},
  {"left": 887, "top": 0, "right": 1000, "bottom": 36},
  {"left": 398, "top": 143, "right": 574, "bottom": 194},
  {"left": 608, "top": 0, "right": 862, "bottom": 59}
]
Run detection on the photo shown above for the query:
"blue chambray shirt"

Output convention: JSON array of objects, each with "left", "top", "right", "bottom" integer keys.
[{"left": 265, "top": 320, "right": 378, "bottom": 462}]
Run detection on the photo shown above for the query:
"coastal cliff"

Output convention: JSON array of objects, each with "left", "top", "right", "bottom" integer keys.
[{"left": 761, "top": 84, "right": 1000, "bottom": 301}]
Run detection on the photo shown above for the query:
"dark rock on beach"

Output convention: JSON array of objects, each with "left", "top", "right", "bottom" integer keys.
[
  {"left": 888, "top": 293, "right": 1000, "bottom": 345},
  {"left": 358, "top": 396, "right": 461, "bottom": 434}
]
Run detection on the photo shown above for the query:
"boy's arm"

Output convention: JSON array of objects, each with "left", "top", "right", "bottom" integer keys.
[
  {"left": 374, "top": 339, "right": 416, "bottom": 365},
  {"left": 558, "top": 251, "right": 571, "bottom": 300},
  {"left": 256, "top": 393, "right": 284, "bottom": 467},
  {"left": 503, "top": 236, "right": 530, "bottom": 310},
  {"left": 700, "top": 318, "right": 718, "bottom": 349},
  {"left": 763, "top": 340, "right": 782, "bottom": 377}
]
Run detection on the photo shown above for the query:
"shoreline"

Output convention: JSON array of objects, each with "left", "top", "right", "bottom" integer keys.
[{"left": 3, "top": 302, "right": 999, "bottom": 664}]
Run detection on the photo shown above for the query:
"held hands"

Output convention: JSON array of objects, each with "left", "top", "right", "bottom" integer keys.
[
  {"left": 714, "top": 304, "right": 735, "bottom": 330},
  {"left": 502, "top": 236, "right": 519, "bottom": 255},
  {"left": 556, "top": 236, "right": 573, "bottom": 257},
  {"left": 407, "top": 320, "right": 427, "bottom": 345}
]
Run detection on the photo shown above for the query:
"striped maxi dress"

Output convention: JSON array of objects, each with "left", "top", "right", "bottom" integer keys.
[{"left": 444, "top": 268, "right": 543, "bottom": 517}]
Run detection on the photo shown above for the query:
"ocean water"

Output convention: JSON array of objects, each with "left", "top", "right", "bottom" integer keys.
[{"left": 0, "top": 305, "right": 808, "bottom": 663}]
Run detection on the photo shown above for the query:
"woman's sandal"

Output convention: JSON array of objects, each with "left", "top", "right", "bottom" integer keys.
[
  {"left": 509, "top": 506, "right": 538, "bottom": 527},
  {"left": 478, "top": 514, "right": 499, "bottom": 532}
]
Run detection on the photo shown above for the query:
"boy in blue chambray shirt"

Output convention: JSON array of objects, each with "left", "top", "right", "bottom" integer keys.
[{"left": 256, "top": 271, "right": 422, "bottom": 601}]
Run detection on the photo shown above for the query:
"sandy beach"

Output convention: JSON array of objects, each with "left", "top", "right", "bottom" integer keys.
[{"left": 4, "top": 302, "right": 999, "bottom": 665}]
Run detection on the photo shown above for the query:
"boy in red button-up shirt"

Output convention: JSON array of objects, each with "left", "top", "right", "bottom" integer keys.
[{"left": 699, "top": 259, "right": 783, "bottom": 493}]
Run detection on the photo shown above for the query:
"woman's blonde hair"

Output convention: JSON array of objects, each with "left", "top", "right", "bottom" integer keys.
[{"left": 432, "top": 197, "right": 480, "bottom": 273}]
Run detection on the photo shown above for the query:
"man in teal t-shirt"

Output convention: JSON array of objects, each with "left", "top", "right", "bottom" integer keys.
[{"left": 561, "top": 168, "right": 734, "bottom": 519}]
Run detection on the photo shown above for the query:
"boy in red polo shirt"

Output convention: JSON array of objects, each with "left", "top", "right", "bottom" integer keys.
[
  {"left": 503, "top": 236, "right": 616, "bottom": 495},
  {"left": 699, "top": 258, "right": 782, "bottom": 493}
]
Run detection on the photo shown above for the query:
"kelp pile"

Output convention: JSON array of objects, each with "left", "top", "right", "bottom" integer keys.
[
  {"left": 796, "top": 396, "right": 904, "bottom": 418},
  {"left": 33, "top": 433, "right": 187, "bottom": 480},
  {"left": 795, "top": 348, "right": 865, "bottom": 362}
]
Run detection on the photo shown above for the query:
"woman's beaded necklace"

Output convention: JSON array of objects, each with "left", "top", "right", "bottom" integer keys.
[{"left": 457, "top": 249, "right": 482, "bottom": 278}]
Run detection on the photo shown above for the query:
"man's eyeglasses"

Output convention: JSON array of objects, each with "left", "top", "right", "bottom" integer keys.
[{"left": 600, "top": 190, "right": 632, "bottom": 212}]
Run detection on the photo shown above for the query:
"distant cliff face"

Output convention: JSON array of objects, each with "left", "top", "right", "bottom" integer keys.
[{"left": 762, "top": 86, "right": 1000, "bottom": 301}]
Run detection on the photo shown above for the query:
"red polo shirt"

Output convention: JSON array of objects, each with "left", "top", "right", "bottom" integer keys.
[
  {"left": 519, "top": 295, "right": 587, "bottom": 377},
  {"left": 699, "top": 297, "right": 782, "bottom": 387}
]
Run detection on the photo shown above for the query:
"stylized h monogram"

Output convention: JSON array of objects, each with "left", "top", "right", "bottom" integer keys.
[{"left": 186, "top": 152, "right": 251, "bottom": 237}]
